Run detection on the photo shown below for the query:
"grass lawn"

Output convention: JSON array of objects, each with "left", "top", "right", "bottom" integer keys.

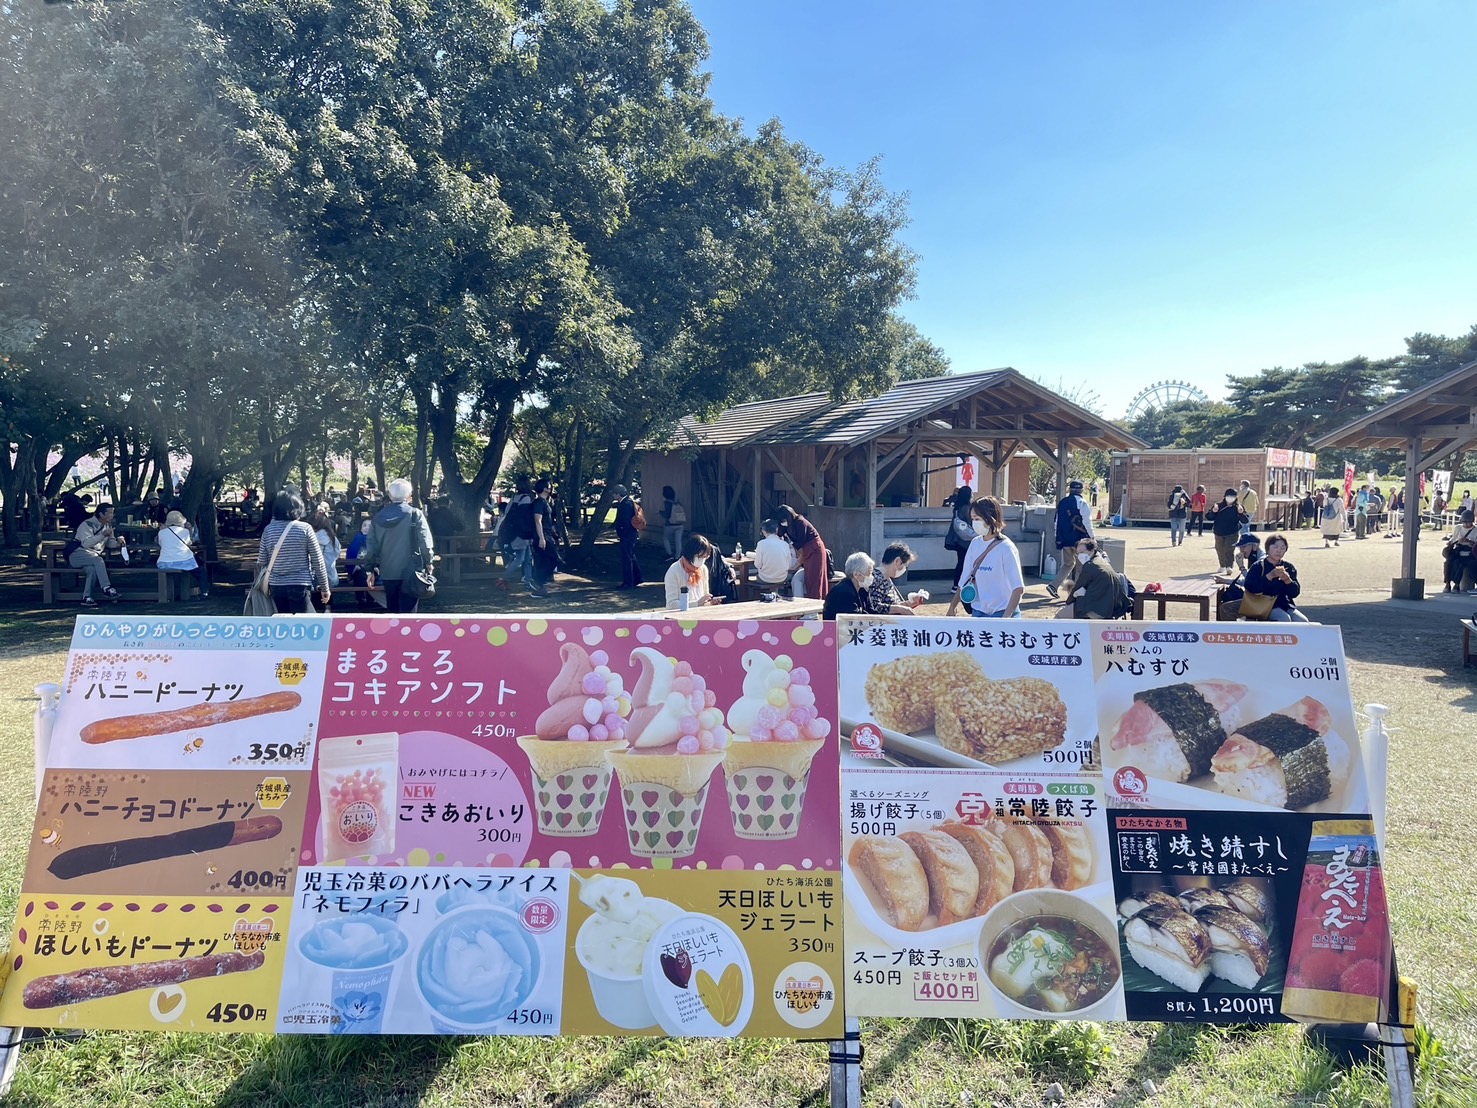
[{"left": 0, "top": 529, "right": 1473, "bottom": 1106}]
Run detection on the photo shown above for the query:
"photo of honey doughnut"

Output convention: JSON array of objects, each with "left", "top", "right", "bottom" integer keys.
[
  {"left": 80, "top": 690, "right": 302, "bottom": 745},
  {"left": 22, "top": 950, "right": 266, "bottom": 1009}
]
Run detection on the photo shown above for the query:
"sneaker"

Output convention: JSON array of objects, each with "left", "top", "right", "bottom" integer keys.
[
  {"left": 1045, "top": 584, "right": 1059, "bottom": 599},
  {"left": 200, "top": 592, "right": 210, "bottom": 599},
  {"left": 81, "top": 597, "right": 98, "bottom": 607},
  {"left": 102, "top": 586, "right": 120, "bottom": 599}
]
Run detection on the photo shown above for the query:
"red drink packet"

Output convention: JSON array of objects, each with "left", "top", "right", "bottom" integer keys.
[{"left": 1281, "top": 819, "right": 1391, "bottom": 1025}]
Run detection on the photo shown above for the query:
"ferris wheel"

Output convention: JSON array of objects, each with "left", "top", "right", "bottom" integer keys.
[{"left": 1124, "top": 380, "right": 1210, "bottom": 421}]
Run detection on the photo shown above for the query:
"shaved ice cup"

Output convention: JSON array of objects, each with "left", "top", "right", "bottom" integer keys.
[
  {"left": 607, "top": 749, "right": 726, "bottom": 859},
  {"left": 415, "top": 906, "right": 541, "bottom": 1033},
  {"left": 299, "top": 913, "right": 410, "bottom": 1035},
  {"left": 517, "top": 736, "right": 626, "bottom": 837},
  {"left": 722, "top": 739, "right": 824, "bottom": 840}
]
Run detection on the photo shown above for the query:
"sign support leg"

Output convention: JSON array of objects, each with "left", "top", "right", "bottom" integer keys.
[{"left": 828, "top": 1016, "right": 862, "bottom": 1108}]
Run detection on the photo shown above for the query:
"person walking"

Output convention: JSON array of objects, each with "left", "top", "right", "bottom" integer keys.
[
  {"left": 1189, "top": 485, "right": 1208, "bottom": 538},
  {"left": 1238, "top": 480, "right": 1259, "bottom": 535},
  {"left": 776, "top": 504, "right": 830, "bottom": 600},
  {"left": 309, "top": 502, "right": 341, "bottom": 612},
  {"left": 660, "top": 485, "right": 687, "bottom": 560},
  {"left": 500, "top": 476, "right": 537, "bottom": 591},
  {"left": 1047, "top": 480, "right": 1092, "bottom": 599},
  {"left": 950, "top": 495, "right": 1024, "bottom": 619},
  {"left": 1299, "top": 490, "right": 1317, "bottom": 530},
  {"left": 257, "top": 492, "right": 330, "bottom": 614},
  {"left": 1319, "top": 487, "right": 1344, "bottom": 547},
  {"left": 364, "top": 478, "right": 436, "bottom": 614},
  {"left": 1166, "top": 484, "right": 1188, "bottom": 547},
  {"left": 1207, "top": 488, "right": 1248, "bottom": 574},
  {"left": 613, "top": 484, "right": 644, "bottom": 590},
  {"left": 69, "top": 502, "right": 123, "bottom": 606},
  {"left": 528, "top": 477, "right": 557, "bottom": 598},
  {"left": 943, "top": 486, "right": 975, "bottom": 605}
]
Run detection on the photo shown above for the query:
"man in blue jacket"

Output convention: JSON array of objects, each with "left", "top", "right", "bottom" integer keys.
[{"left": 1047, "top": 480, "right": 1093, "bottom": 599}]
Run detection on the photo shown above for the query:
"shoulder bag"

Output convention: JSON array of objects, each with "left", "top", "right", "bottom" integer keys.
[
  {"left": 1238, "top": 590, "right": 1276, "bottom": 621},
  {"left": 957, "top": 538, "right": 1004, "bottom": 607},
  {"left": 407, "top": 510, "right": 437, "bottom": 599},
  {"left": 244, "top": 523, "right": 295, "bottom": 616}
]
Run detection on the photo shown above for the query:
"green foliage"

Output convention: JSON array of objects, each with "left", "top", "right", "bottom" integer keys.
[
  {"left": 1128, "top": 398, "right": 1219, "bottom": 448},
  {"left": 935, "top": 1018, "right": 1113, "bottom": 1085}
]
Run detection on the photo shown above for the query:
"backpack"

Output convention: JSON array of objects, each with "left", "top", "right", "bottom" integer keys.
[
  {"left": 500, "top": 495, "right": 535, "bottom": 543},
  {"left": 945, "top": 510, "right": 972, "bottom": 551},
  {"left": 669, "top": 501, "right": 688, "bottom": 526},
  {"left": 1322, "top": 500, "right": 1341, "bottom": 522},
  {"left": 1111, "top": 572, "right": 1137, "bottom": 619},
  {"left": 631, "top": 503, "right": 646, "bottom": 531}
]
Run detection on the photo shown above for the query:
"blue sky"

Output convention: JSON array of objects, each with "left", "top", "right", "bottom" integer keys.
[{"left": 689, "top": 0, "right": 1477, "bottom": 415}]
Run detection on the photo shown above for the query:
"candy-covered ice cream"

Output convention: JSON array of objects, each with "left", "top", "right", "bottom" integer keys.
[
  {"left": 517, "top": 643, "right": 631, "bottom": 837},
  {"left": 605, "top": 648, "right": 728, "bottom": 858},
  {"left": 722, "top": 651, "right": 830, "bottom": 840},
  {"left": 415, "top": 908, "right": 538, "bottom": 1031}
]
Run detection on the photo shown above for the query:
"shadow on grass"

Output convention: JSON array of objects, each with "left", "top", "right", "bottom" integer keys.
[
  {"left": 211, "top": 1033, "right": 664, "bottom": 1108},
  {"left": 1103, "top": 1023, "right": 1251, "bottom": 1106}
]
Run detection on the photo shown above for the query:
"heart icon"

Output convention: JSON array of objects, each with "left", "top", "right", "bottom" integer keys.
[
  {"left": 556, "top": 794, "right": 573, "bottom": 809},
  {"left": 583, "top": 774, "right": 599, "bottom": 789},
  {"left": 642, "top": 790, "right": 660, "bottom": 807},
  {"left": 756, "top": 775, "right": 774, "bottom": 791},
  {"left": 660, "top": 948, "right": 693, "bottom": 988},
  {"left": 757, "top": 795, "right": 774, "bottom": 811},
  {"left": 555, "top": 812, "right": 572, "bottom": 828},
  {"left": 150, "top": 985, "right": 186, "bottom": 1023}
]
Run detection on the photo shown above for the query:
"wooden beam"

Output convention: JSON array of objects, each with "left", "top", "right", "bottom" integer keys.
[
  {"left": 1022, "top": 438, "right": 1062, "bottom": 468},
  {"left": 1418, "top": 434, "right": 1477, "bottom": 472},
  {"left": 1423, "top": 392, "right": 1476, "bottom": 405},
  {"left": 1400, "top": 436, "right": 1421, "bottom": 587},
  {"left": 903, "top": 426, "right": 1113, "bottom": 442},
  {"left": 1367, "top": 420, "right": 1475, "bottom": 438},
  {"left": 762, "top": 446, "right": 810, "bottom": 509},
  {"left": 875, "top": 433, "right": 922, "bottom": 493}
]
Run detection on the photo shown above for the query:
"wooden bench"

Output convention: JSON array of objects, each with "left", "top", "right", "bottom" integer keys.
[
  {"left": 434, "top": 533, "right": 503, "bottom": 584},
  {"left": 331, "top": 583, "right": 385, "bottom": 608},
  {"left": 1463, "top": 619, "right": 1476, "bottom": 669},
  {"left": 42, "top": 546, "right": 178, "bottom": 605}
]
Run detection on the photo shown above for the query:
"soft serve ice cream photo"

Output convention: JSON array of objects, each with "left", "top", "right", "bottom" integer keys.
[
  {"left": 722, "top": 650, "right": 832, "bottom": 839},
  {"left": 517, "top": 643, "right": 633, "bottom": 837},
  {"left": 606, "top": 647, "right": 732, "bottom": 859}
]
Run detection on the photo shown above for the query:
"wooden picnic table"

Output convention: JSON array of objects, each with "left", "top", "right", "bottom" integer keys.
[
  {"left": 1132, "top": 575, "right": 1229, "bottom": 622},
  {"left": 654, "top": 597, "right": 823, "bottom": 621}
]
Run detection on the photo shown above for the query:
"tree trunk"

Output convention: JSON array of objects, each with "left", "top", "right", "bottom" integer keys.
[
  {"left": 371, "top": 410, "right": 388, "bottom": 494},
  {"left": 347, "top": 450, "right": 359, "bottom": 499}
]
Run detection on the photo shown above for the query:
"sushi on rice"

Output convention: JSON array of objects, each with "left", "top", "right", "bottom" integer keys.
[
  {"left": 1192, "top": 905, "right": 1273, "bottom": 989},
  {"left": 1109, "top": 681, "right": 1250, "bottom": 782},
  {"left": 1120, "top": 900, "right": 1212, "bottom": 993},
  {"left": 1210, "top": 697, "right": 1349, "bottom": 809},
  {"left": 1220, "top": 878, "right": 1272, "bottom": 927}
]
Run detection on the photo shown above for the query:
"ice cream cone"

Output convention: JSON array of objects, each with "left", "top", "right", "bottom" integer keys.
[
  {"left": 722, "top": 739, "right": 824, "bottom": 840},
  {"left": 606, "top": 749, "right": 725, "bottom": 858},
  {"left": 517, "top": 736, "right": 626, "bottom": 837}
]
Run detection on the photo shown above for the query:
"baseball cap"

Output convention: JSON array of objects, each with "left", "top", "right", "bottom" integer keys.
[
  {"left": 1235, "top": 534, "right": 1261, "bottom": 548},
  {"left": 1068, "top": 480, "right": 1084, "bottom": 491}
]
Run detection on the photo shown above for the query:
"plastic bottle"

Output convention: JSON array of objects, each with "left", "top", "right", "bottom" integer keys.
[
  {"left": 734, "top": 543, "right": 743, "bottom": 560},
  {"left": 679, "top": 585, "right": 689, "bottom": 612},
  {"left": 1360, "top": 703, "right": 1391, "bottom": 853},
  {"left": 33, "top": 683, "right": 60, "bottom": 801}
]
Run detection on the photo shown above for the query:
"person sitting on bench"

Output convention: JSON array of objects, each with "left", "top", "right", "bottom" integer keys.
[{"left": 70, "top": 503, "right": 123, "bottom": 606}]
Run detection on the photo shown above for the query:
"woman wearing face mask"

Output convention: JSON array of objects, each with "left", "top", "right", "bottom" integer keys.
[
  {"left": 822, "top": 552, "right": 878, "bottom": 619},
  {"left": 664, "top": 533, "right": 724, "bottom": 610},
  {"left": 1207, "top": 487, "right": 1248, "bottom": 575},
  {"left": 1060, "top": 538, "right": 1122, "bottom": 619},
  {"left": 947, "top": 495, "right": 1024, "bottom": 619}
]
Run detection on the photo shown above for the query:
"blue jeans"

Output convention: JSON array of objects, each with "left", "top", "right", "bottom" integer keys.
[
  {"left": 504, "top": 538, "right": 533, "bottom": 586},
  {"left": 1169, "top": 518, "right": 1185, "bottom": 544}
]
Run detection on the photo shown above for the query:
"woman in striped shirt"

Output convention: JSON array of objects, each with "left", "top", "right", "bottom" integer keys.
[{"left": 257, "top": 491, "right": 330, "bottom": 614}]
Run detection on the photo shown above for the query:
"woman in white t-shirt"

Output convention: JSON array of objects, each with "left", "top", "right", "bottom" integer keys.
[
  {"left": 155, "top": 510, "right": 209, "bottom": 599},
  {"left": 952, "top": 495, "right": 1024, "bottom": 619}
]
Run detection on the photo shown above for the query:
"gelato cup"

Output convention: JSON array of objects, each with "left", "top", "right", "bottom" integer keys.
[
  {"left": 575, "top": 895, "right": 682, "bottom": 1029},
  {"left": 722, "top": 738, "right": 824, "bottom": 840},
  {"left": 607, "top": 749, "right": 725, "bottom": 859},
  {"left": 298, "top": 913, "right": 410, "bottom": 1034},
  {"left": 518, "top": 736, "right": 626, "bottom": 837},
  {"left": 415, "top": 907, "right": 540, "bottom": 1033}
]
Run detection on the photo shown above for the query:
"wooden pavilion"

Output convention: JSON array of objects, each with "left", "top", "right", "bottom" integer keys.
[
  {"left": 1312, "top": 358, "right": 1477, "bottom": 598},
  {"left": 639, "top": 368, "right": 1146, "bottom": 575}
]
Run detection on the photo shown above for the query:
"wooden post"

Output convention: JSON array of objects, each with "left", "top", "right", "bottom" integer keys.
[{"left": 1394, "top": 436, "right": 1423, "bottom": 599}]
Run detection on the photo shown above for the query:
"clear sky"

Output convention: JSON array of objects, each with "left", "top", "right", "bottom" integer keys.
[{"left": 688, "top": 0, "right": 1477, "bottom": 415}]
